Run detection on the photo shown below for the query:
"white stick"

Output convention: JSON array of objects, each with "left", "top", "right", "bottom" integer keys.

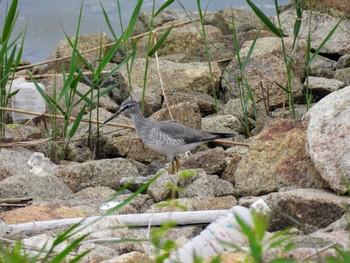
[{"left": 9, "top": 210, "right": 229, "bottom": 232}]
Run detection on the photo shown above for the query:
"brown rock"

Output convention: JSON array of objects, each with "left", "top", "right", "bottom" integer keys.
[
  {"left": 291, "top": 0, "right": 350, "bottom": 18},
  {"left": 234, "top": 119, "right": 328, "bottom": 196},
  {"left": 0, "top": 204, "right": 86, "bottom": 224},
  {"left": 181, "top": 147, "right": 226, "bottom": 175}
]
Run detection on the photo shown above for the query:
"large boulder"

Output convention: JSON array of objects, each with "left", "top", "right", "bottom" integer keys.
[
  {"left": 233, "top": 119, "right": 328, "bottom": 196},
  {"left": 54, "top": 158, "right": 139, "bottom": 192},
  {"left": 119, "top": 58, "right": 222, "bottom": 114},
  {"left": 278, "top": 10, "right": 350, "bottom": 55},
  {"left": 306, "top": 85, "right": 350, "bottom": 194},
  {"left": 0, "top": 173, "right": 73, "bottom": 202},
  {"left": 46, "top": 33, "right": 111, "bottom": 72},
  {"left": 239, "top": 189, "right": 350, "bottom": 231}
]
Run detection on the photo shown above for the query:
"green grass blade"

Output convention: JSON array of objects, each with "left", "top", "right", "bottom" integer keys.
[
  {"left": 50, "top": 234, "right": 89, "bottom": 263},
  {"left": 100, "top": 1, "right": 118, "bottom": 40},
  {"left": 242, "top": 30, "right": 260, "bottom": 70},
  {"left": 196, "top": 0, "right": 203, "bottom": 21},
  {"left": 275, "top": 81, "right": 290, "bottom": 93},
  {"left": 231, "top": 12, "right": 242, "bottom": 67},
  {"left": 123, "top": 0, "right": 143, "bottom": 44},
  {"left": 69, "top": 104, "right": 86, "bottom": 138},
  {"left": 1, "top": 0, "right": 18, "bottom": 43},
  {"left": 246, "top": 0, "right": 283, "bottom": 37},
  {"left": 309, "top": 19, "right": 342, "bottom": 66},
  {"left": 155, "top": 0, "right": 175, "bottom": 17},
  {"left": 64, "top": 30, "right": 93, "bottom": 72},
  {"left": 147, "top": 26, "right": 172, "bottom": 57}
]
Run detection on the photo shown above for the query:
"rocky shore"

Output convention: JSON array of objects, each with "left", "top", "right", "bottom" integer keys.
[{"left": 1, "top": 2, "right": 350, "bottom": 262}]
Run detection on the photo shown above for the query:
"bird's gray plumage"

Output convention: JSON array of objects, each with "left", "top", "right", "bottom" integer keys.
[{"left": 104, "top": 99, "right": 235, "bottom": 163}]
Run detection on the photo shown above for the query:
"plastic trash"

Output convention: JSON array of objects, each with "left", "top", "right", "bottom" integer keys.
[
  {"left": 10, "top": 77, "right": 46, "bottom": 124},
  {"left": 27, "top": 152, "right": 55, "bottom": 176},
  {"left": 164, "top": 199, "right": 271, "bottom": 263}
]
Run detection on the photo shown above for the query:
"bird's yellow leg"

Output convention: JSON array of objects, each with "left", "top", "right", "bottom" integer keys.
[
  {"left": 175, "top": 157, "right": 180, "bottom": 172},
  {"left": 171, "top": 161, "right": 175, "bottom": 174}
]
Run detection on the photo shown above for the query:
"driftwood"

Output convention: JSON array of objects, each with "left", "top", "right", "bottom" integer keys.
[
  {"left": 0, "top": 197, "right": 32, "bottom": 207},
  {"left": 9, "top": 210, "right": 228, "bottom": 233}
]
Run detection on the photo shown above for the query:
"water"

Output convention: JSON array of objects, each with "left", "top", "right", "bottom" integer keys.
[{"left": 0, "top": 0, "right": 289, "bottom": 63}]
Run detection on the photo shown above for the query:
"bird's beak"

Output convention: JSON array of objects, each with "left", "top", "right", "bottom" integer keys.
[{"left": 103, "top": 110, "right": 121, "bottom": 125}]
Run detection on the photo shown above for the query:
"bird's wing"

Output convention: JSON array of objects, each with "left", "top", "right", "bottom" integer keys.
[{"left": 155, "top": 121, "right": 213, "bottom": 144}]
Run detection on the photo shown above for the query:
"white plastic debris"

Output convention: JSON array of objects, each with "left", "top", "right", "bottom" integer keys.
[
  {"left": 27, "top": 152, "right": 54, "bottom": 176},
  {"left": 10, "top": 77, "right": 46, "bottom": 124},
  {"left": 99, "top": 200, "right": 122, "bottom": 211},
  {"left": 164, "top": 199, "right": 271, "bottom": 263}
]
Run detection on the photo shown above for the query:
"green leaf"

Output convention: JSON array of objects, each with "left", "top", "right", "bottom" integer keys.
[
  {"left": 69, "top": 104, "right": 86, "bottom": 139},
  {"left": 50, "top": 234, "right": 89, "bottom": 263},
  {"left": 147, "top": 26, "right": 172, "bottom": 57},
  {"left": 8, "top": 88, "right": 20, "bottom": 98},
  {"left": 155, "top": 0, "right": 175, "bottom": 17},
  {"left": 293, "top": 19, "right": 301, "bottom": 38},
  {"left": 246, "top": 0, "right": 284, "bottom": 37},
  {"left": 123, "top": 0, "right": 143, "bottom": 44},
  {"left": 275, "top": 81, "right": 290, "bottom": 93},
  {"left": 242, "top": 30, "right": 260, "bottom": 70},
  {"left": 100, "top": 1, "right": 118, "bottom": 40},
  {"left": 1, "top": 0, "right": 18, "bottom": 43}
]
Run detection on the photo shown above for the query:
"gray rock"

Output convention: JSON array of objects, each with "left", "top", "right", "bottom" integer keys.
[
  {"left": 78, "top": 243, "right": 119, "bottom": 263},
  {"left": 178, "top": 169, "right": 235, "bottom": 198},
  {"left": 234, "top": 119, "right": 328, "bottom": 196},
  {"left": 221, "top": 37, "right": 305, "bottom": 109},
  {"left": 278, "top": 10, "right": 350, "bottom": 55},
  {"left": 136, "top": 22, "right": 233, "bottom": 62},
  {"left": 54, "top": 158, "right": 139, "bottom": 192},
  {"left": 222, "top": 98, "right": 254, "bottom": 119},
  {"left": 4, "top": 125, "right": 42, "bottom": 142},
  {"left": 306, "top": 85, "right": 350, "bottom": 194},
  {"left": 336, "top": 54, "right": 350, "bottom": 69},
  {"left": 147, "top": 169, "right": 173, "bottom": 202},
  {"left": 147, "top": 196, "right": 237, "bottom": 213},
  {"left": 222, "top": 146, "right": 249, "bottom": 184},
  {"left": 120, "top": 58, "right": 221, "bottom": 102},
  {"left": 100, "top": 251, "right": 152, "bottom": 263},
  {"left": 209, "top": 8, "right": 266, "bottom": 35},
  {"left": 58, "top": 186, "right": 116, "bottom": 213},
  {"left": 305, "top": 76, "right": 345, "bottom": 100},
  {"left": 22, "top": 234, "right": 68, "bottom": 258},
  {"left": 40, "top": 76, "right": 119, "bottom": 118},
  {"left": 180, "top": 147, "right": 226, "bottom": 175},
  {"left": 0, "top": 173, "right": 73, "bottom": 202},
  {"left": 163, "top": 91, "right": 218, "bottom": 117},
  {"left": 70, "top": 217, "right": 129, "bottom": 242},
  {"left": 151, "top": 102, "right": 202, "bottom": 130},
  {"left": 0, "top": 147, "right": 36, "bottom": 180},
  {"left": 46, "top": 33, "right": 111, "bottom": 72},
  {"left": 309, "top": 54, "right": 336, "bottom": 78},
  {"left": 202, "top": 114, "right": 243, "bottom": 134},
  {"left": 239, "top": 188, "right": 350, "bottom": 231},
  {"left": 0, "top": 220, "right": 10, "bottom": 238},
  {"left": 334, "top": 68, "right": 350, "bottom": 85}
]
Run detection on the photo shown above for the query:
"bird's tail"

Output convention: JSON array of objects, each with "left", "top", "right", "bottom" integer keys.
[{"left": 204, "top": 132, "right": 236, "bottom": 141}]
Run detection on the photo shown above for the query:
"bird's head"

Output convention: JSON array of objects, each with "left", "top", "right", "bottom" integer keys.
[{"left": 104, "top": 99, "right": 141, "bottom": 124}]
